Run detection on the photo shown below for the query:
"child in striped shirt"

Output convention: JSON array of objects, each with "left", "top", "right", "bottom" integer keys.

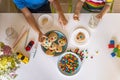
[{"left": 73, "top": 0, "right": 113, "bottom": 20}]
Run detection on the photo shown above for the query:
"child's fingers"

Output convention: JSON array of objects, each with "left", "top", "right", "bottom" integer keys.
[
  {"left": 39, "top": 35, "right": 46, "bottom": 42},
  {"left": 96, "top": 14, "right": 102, "bottom": 20},
  {"left": 73, "top": 14, "right": 79, "bottom": 21}
]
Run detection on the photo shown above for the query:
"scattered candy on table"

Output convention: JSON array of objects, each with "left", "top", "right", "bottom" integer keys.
[
  {"left": 67, "top": 48, "right": 96, "bottom": 61},
  {"left": 90, "top": 56, "right": 93, "bottom": 59},
  {"left": 96, "top": 50, "right": 99, "bottom": 54},
  {"left": 86, "top": 56, "right": 88, "bottom": 58}
]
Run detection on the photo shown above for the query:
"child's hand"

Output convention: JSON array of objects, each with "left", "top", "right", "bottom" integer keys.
[
  {"left": 96, "top": 13, "right": 103, "bottom": 20},
  {"left": 58, "top": 15, "right": 68, "bottom": 26},
  {"left": 38, "top": 33, "right": 46, "bottom": 43},
  {"left": 73, "top": 14, "right": 79, "bottom": 21}
]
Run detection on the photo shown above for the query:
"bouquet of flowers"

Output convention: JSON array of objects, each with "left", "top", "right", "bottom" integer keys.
[{"left": 0, "top": 42, "right": 20, "bottom": 80}]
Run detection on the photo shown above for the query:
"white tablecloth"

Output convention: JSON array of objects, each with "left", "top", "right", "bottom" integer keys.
[{"left": 0, "top": 13, "right": 120, "bottom": 80}]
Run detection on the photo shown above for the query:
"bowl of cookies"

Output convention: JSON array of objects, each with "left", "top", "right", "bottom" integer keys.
[
  {"left": 58, "top": 52, "right": 81, "bottom": 76},
  {"left": 41, "top": 30, "right": 67, "bottom": 56},
  {"left": 70, "top": 27, "right": 90, "bottom": 47}
]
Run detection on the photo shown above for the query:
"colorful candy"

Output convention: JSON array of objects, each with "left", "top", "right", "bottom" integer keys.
[
  {"left": 58, "top": 53, "right": 79, "bottom": 75},
  {"left": 90, "top": 56, "right": 93, "bottom": 59}
]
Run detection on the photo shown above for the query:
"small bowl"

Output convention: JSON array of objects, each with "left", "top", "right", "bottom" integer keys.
[
  {"left": 58, "top": 52, "right": 81, "bottom": 76},
  {"left": 38, "top": 14, "right": 53, "bottom": 28}
]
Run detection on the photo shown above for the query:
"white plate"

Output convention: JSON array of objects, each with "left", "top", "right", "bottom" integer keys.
[
  {"left": 70, "top": 28, "right": 90, "bottom": 47},
  {"left": 38, "top": 14, "right": 53, "bottom": 28}
]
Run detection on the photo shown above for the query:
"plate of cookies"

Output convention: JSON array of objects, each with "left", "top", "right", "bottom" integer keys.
[
  {"left": 41, "top": 30, "right": 68, "bottom": 56},
  {"left": 58, "top": 52, "right": 81, "bottom": 76},
  {"left": 70, "top": 28, "right": 90, "bottom": 47}
]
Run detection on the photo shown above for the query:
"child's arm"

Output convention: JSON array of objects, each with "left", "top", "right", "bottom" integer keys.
[
  {"left": 73, "top": 0, "right": 85, "bottom": 20},
  {"left": 96, "top": 4, "right": 110, "bottom": 19},
  {"left": 21, "top": 7, "right": 44, "bottom": 42},
  {"left": 96, "top": 0, "right": 113, "bottom": 19},
  {"left": 49, "top": 0, "right": 68, "bottom": 26}
]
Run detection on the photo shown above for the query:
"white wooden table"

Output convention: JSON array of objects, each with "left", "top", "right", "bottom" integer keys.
[{"left": 0, "top": 13, "right": 120, "bottom": 80}]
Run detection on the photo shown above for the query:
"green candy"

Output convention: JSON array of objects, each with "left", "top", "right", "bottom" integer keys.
[
  {"left": 86, "top": 56, "right": 88, "bottom": 58},
  {"left": 67, "top": 50, "right": 70, "bottom": 52}
]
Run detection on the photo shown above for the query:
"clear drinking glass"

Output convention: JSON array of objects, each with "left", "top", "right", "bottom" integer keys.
[
  {"left": 89, "top": 14, "right": 100, "bottom": 28},
  {"left": 5, "top": 26, "right": 18, "bottom": 45}
]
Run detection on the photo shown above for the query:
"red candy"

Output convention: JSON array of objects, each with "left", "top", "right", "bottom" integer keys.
[{"left": 91, "top": 56, "right": 93, "bottom": 59}]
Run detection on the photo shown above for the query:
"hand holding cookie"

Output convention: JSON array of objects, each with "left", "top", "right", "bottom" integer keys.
[
  {"left": 38, "top": 33, "right": 46, "bottom": 43},
  {"left": 73, "top": 14, "right": 79, "bottom": 21}
]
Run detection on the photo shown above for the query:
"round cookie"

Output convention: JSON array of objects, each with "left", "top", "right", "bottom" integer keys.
[
  {"left": 55, "top": 45, "right": 62, "bottom": 53},
  {"left": 58, "top": 38, "right": 67, "bottom": 46},
  {"left": 46, "top": 49, "right": 55, "bottom": 56},
  {"left": 49, "top": 42, "right": 57, "bottom": 50},
  {"left": 41, "top": 37, "right": 52, "bottom": 49},
  {"left": 48, "top": 32, "right": 58, "bottom": 42},
  {"left": 75, "top": 32, "right": 85, "bottom": 43}
]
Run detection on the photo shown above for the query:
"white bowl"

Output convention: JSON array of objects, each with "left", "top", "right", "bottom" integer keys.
[
  {"left": 70, "top": 27, "right": 90, "bottom": 47},
  {"left": 58, "top": 52, "right": 81, "bottom": 76},
  {"left": 38, "top": 14, "right": 53, "bottom": 28}
]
